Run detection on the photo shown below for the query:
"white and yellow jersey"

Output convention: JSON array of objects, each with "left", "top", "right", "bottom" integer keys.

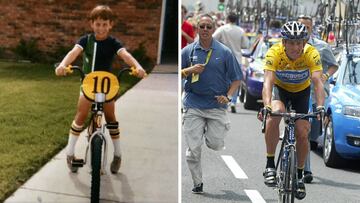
[{"left": 264, "top": 43, "right": 322, "bottom": 92}]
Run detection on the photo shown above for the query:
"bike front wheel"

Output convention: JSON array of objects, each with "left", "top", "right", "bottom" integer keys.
[
  {"left": 91, "top": 134, "right": 103, "bottom": 203},
  {"left": 283, "top": 147, "right": 296, "bottom": 203}
]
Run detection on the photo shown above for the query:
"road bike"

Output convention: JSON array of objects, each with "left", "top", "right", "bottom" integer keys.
[
  {"left": 262, "top": 104, "right": 323, "bottom": 203},
  {"left": 63, "top": 65, "right": 138, "bottom": 203}
]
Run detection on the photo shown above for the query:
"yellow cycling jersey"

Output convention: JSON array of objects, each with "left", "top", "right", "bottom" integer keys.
[{"left": 264, "top": 43, "right": 322, "bottom": 93}]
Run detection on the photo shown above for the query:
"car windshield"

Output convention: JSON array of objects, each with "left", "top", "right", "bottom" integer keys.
[{"left": 343, "top": 58, "right": 360, "bottom": 85}]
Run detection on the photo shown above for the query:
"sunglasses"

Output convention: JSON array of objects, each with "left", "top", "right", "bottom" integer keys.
[{"left": 199, "top": 24, "right": 213, "bottom": 30}]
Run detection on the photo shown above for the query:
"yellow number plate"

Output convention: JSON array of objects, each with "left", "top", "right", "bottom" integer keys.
[{"left": 82, "top": 71, "right": 119, "bottom": 102}]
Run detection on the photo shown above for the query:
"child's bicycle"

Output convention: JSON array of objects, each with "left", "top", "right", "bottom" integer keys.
[
  {"left": 261, "top": 103, "right": 323, "bottom": 203},
  {"left": 62, "top": 65, "right": 139, "bottom": 203}
]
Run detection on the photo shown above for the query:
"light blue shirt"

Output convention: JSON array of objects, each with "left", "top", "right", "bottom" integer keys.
[
  {"left": 308, "top": 36, "right": 338, "bottom": 102},
  {"left": 181, "top": 39, "right": 242, "bottom": 109},
  {"left": 308, "top": 37, "right": 338, "bottom": 73}
]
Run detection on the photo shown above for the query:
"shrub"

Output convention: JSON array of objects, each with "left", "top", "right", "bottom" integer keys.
[
  {"left": 130, "top": 41, "right": 155, "bottom": 72},
  {"left": 13, "top": 38, "right": 43, "bottom": 62}
]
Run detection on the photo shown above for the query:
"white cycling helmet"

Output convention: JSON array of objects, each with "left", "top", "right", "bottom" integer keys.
[{"left": 281, "top": 21, "right": 308, "bottom": 40}]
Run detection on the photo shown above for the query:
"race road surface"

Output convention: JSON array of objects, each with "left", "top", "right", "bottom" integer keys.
[{"left": 181, "top": 104, "right": 360, "bottom": 203}]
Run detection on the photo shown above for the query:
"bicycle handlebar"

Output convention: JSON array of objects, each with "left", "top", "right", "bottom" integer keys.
[
  {"left": 56, "top": 64, "right": 140, "bottom": 81},
  {"left": 261, "top": 110, "right": 324, "bottom": 134},
  {"left": 64, "top": 65, "right": 85, "bottom": 80},
  {"left": 268, "top": 111, "right": 320, "bottom": 119}
]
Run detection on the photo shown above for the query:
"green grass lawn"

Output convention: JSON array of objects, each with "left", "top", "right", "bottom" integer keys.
[{"left": 0, "top": 61, "right": 140, "bottom": 201}]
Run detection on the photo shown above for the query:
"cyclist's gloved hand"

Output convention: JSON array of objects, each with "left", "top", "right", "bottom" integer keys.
[
  {"left": 258, "top": 105, "right": 272, "bottom": 121},
  {"left": 316, "top": 105, "right": 326, "bottom": 121}
]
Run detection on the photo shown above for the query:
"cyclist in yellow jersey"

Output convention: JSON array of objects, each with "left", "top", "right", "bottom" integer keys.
[
  {"left": 264, "top": 42, "right": 322, "bottom": 92},
  {"left": 259, "top": 21, "right": 325, "bottom": 200}
]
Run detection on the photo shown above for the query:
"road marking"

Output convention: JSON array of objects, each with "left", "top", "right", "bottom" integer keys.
[
  {"left": 221, "top": 155, "right": 248, "bottom": 179},
  {"left": 244, "top": 190, "right": 266, "bottom": 203}
]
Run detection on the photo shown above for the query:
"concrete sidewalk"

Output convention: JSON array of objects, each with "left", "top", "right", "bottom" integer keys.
[{"left": 5, "top": 64, "right": 178, "bottom": 203}]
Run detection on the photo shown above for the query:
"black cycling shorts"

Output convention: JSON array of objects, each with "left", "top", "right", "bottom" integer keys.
[{"left": 272, "top": 85, "right": 310, "bottom": 115}]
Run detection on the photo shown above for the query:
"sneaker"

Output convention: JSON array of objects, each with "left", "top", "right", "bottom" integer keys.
[
  {"left": 263, "top": 167, "right": 277, "bottom": 187},
  {"left": 295, "top": 179, "right": 306, "bottom": 200},
  {"left": 110, "top": 155, "right": 122, "bottom": 174},
  {"left": 303, "top": 171, "right": 313, "bottom": 183},
  {"left": 230, "top": 104, "right": 236, "bottom": 113},
  {"left": 66, "top": 155, "right": 78, "bottom": 173},
  {"left": 192, "top": 183, "right": 203, "bottom": 194}
]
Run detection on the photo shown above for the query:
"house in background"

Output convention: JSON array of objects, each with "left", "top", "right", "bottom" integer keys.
[{"left": 0, "top": 0, "right": 177, "bottom": 65}]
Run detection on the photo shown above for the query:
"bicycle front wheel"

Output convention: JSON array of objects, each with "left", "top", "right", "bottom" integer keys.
[
  {"left": 91, "top": 134, "right": 103, "bottom": 203},
  {"left": 283, "top": 147, "right": 296, "bottom": 203}
]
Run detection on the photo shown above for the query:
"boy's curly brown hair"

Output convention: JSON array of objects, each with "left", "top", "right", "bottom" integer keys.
[{"left": 88, "top": 5, "right": 114, "bottom": 22}]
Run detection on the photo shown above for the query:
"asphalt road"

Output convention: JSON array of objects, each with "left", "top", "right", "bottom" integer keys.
[{"left": 181, "top": 103, "right": 360, "bottom": 203}]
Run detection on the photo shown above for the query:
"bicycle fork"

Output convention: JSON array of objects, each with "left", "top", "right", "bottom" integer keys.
[
  {"left": 84, "top": 130, "right": 109, "bottom": 174},
  {"left": 71, "top": 114, "right": 109, "bottom": 174}
]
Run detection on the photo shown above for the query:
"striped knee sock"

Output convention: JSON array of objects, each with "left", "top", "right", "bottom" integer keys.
[
  {"left": 107, "top": 122, "right": 121, "bottom": 157},
  {"left": 66, "top": 120, "right": 83, "bottom": 156}
]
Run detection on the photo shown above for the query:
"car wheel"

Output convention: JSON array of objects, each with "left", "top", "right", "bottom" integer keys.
[
  {"left": 323, "top": 115, "right": 343, "bottom": 167},
  {"left": 239, "top": 84, "right": 245, "bottom": 103},
  {"left": 244, "top": 89, "right": 257, "bottom": 110}
]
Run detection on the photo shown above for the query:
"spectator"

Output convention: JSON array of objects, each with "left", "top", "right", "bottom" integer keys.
[
  {"left": 213, "top": 12, "right": 250, "bottom": 113},
  {"left": 298, "top": 15, "right": 338, "bottom": 184},
  {"left": 182, "top": 5, "right": 195, "bottom": 49},
  {"left": 181, "top": 14, "right": 242, "bottom": 194}
]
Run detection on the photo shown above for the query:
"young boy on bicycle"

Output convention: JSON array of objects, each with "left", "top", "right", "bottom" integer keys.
[{"left": 55, "top": 5, "right": 146, "bottom": 173}]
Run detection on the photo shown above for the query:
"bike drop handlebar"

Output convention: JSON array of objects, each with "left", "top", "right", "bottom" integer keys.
[{"left": 261, "top": 110, "right": 324, "bottom": 134}]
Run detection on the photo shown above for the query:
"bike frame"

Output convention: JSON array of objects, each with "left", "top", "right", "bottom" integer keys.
[
  {"left": 275, "top": 112, "right": 298, "bottom": 203},
  {"left": 84, "top": 93, "right": 109, "bottom": 173}
]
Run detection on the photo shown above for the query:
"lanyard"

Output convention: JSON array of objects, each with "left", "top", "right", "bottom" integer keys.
[
  {"left": 204, "top": 48, "right": 213, "bottom": 65},
  {"left": 191, "top": 48, "right": 213, "bottom": 83}
]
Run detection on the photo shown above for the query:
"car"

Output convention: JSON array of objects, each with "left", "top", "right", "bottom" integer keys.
[
  {"left": 239, "top": 35, "right": 281, "bottom": 110},
  {"left": 314, "top": 45, "right": 360, "bottom": 167}
]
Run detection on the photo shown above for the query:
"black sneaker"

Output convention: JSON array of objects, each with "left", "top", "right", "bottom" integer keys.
[
  {"left": 263, "top": 167, "right": 277, "bottom": 187},
  {"left": 303, "top": 171, "right": 313, "bottom": 183},
  {"left": 110, "top": 155, "right": 122, "bottom": 174},
  {"left": 295, "top": 179, "right": 306, "bottom": 200},
  {"left": 192, "top": 183, "right": 203, "bottom": 194},
  {"left": 66, "top": 155, "right": 79, "bottom": 173}
]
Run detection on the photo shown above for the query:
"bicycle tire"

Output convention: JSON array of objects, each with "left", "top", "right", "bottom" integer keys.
[
  {"left": 91, "top": 134, "right": 103, "bottom": 203},
  {"left": 277, "top": 129, "right": 287, "bottom": 202},
  {"left": 284, "top": 146, "right": 296, "bottom": 203},
  {"left": 277, "top": 149, "right": 285, "bottom": 203}
]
